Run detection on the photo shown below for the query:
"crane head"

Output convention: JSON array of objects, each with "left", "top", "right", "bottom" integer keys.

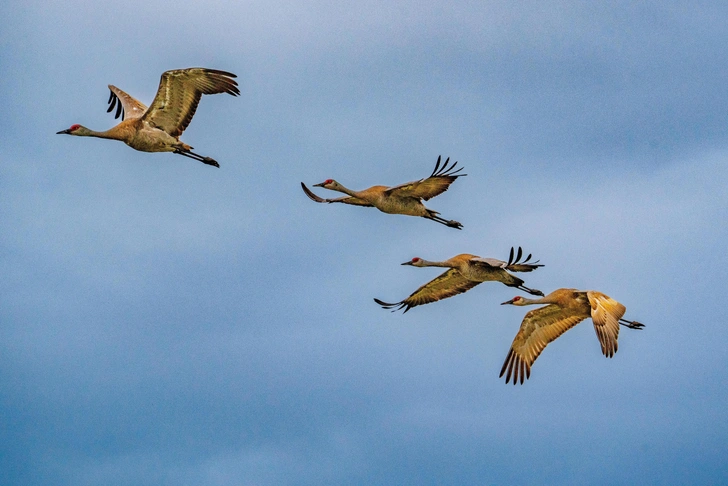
[
  {"left": 313, "top": 179, "right": 334, "bottom": 187},
  {"left": 56, "top": 124, "right": 84, "bottom": 135},
  {"left": 501, "top": 296, "right": 524, "bottom": 305},
  {"left": 401, "top": 257, "right": 422, "bottom": 266},
  {"left": 313, "top": 179, "right": 339, "bottom": 189}
]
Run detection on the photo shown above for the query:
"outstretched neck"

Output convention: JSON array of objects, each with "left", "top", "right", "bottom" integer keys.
[
  {"left": 83, "top": 128, "right": 123, "bottom": 140},
  {"left": 332, "top": 184, "right": 359, "bottom": 197},
  {"left": 515, "top": 296, "right": 551, "bottom": 306},
  {"left": 73, "top": 125, "right": 127, "bottom": 141},
  {"left": 418, "top": 259, "right": 452, "bottom": 268}
]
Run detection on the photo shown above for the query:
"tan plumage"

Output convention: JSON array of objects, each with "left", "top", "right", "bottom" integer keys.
[
  {"left": 301, "top": 156, "right": 466, "bottom": 229},
  {"left": 374, "top": 247, "right": 544, "bottom": 313},
  {"left": 57, "top": 68, "right": 239, "bottom": 167},
  {"left": 499, "top": 289, "right": 645, "bottom": 385}
]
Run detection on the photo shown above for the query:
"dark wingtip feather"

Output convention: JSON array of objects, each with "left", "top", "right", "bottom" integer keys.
[
  {"left": 106, "top": 94, "right": 115, "bottom": 113},
  {"left": 429, "top": 156, "right": 442, "bottom": 177},
  {"left": 373, "top": 298, "right": 406, "bottom": 313},
  {"left": 301, "top": 182, "right": 326, "bottom": 203},
  {"left": 500, "top": 349, "right": 513, "bottom": 380}
]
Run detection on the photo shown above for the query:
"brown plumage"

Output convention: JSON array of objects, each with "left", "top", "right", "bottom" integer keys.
[
  {"left": 499, "top": 288, "right": 645, "bottom": 385},
  {"left": 57, "top": 68, "right": 239, "bottom": 167},
  {"left": 374, "top": 247, "right": 544, "bottom": 313},
  {"left": 301, "top": 156, "right": 466, "bottom": 229}
]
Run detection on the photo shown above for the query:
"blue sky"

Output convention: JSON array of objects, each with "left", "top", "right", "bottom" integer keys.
[{"left": 1, "top": 1, "right": 727, "bottom": 484}]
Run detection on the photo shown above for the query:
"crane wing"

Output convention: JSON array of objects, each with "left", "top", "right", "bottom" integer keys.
[
  {"left": 141, "top": 68, "right": 239, "bottom": 137},
  {"left": 301, "top": 183, "right": 372, "bottom": 206},
  {"left": 470, "top": 257, "right": 507, "bottom": 268},
  {"left": 107, "top": 85, "right": 148, "bottom": 121},
  {"left": 374, "top": 268, "right": 480, "bottom": 313},
  {"left": 473, "top": 247, "right": 544, "bottom": 272},
  {"left": 587, "top": 291, "right": 626, "bottom": 358},
  {"left": 385, "top": 156, "right": 465, "bottom": 201},
  {"left": 500, "top": 304, "right": 588, "bottom": 384}
]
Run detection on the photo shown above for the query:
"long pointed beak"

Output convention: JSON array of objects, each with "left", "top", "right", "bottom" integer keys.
[
  {"left": 401, "top": 261, "right": 413, "bottom": 266},
  {"left": 501, "top": 299, "right": 514, "bottom": 305},
  {"left": 56, "top": 129, "right": 71, "bottom": 135},
  {"left": 313, "top": 182, "right": 325, "bottom": 187}
]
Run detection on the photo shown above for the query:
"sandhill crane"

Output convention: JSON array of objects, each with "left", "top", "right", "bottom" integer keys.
[
  {"left": 374, "top": 247, "right": 544, "bottom": 313},
  {"left": 56, "top": 68, "right": 239, "bottom": 167},
  {"left": 499, "top": 288, "right": 645, "bottom": 384},
  {"left": 301, "top": 156, "right": 465, "bottom": 229}
]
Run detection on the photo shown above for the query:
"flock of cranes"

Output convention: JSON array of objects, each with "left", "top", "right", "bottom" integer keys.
[{"left": 57, "top": 67, "right": 644, "bottom": 385}]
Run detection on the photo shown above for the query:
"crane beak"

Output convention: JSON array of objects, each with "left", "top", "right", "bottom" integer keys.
[
  {"left": 500, "top": 298, "right": 515, "bottom": 305},
  {"left": 401, "top": 261, "right": 414, "bottom": 266},
  {"left": 56, "top": 129, "right": 71, "bottom": 135},
  {"left": 313, "top": 182, "right": 325, "bottom": 187}
]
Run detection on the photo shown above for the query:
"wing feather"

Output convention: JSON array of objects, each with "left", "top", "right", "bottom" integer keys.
[
  {"left": 587, "top": 291, "right": 626, "bottom": 358},
  {"left": 107, "top": 85, "right": 148, "bottom": 121},
  {"left": 142, "top": 68, "right": 239, "bottom": 137},
  {"left": 500, "top": 304, "right": 588, "bottom": 384},
  {"left": 386, "top": 156, "right": 466, "bottom": 200},
  {"left": 471, "top": 247, "right": 544, "bottom": 273},
  {"left": 374, "top": 268, "right": 480, "bottom": 313}
]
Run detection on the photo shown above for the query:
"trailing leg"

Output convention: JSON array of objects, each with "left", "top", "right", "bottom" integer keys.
[
  {"left": 173, "top": 148, "right": 220, "bottom": 168},
  {"left": 518, "top": 285, "right": 544, "bottom": 296},
  {"left": 619, "top": 318, "right": 644, "bottom": 329},
  {"left": 425, "top": 213, "right": 463, "bottom": 230}
]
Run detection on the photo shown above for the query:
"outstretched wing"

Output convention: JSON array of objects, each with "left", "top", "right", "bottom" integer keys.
[
  {"left": 587, "top": 291, "right": 626, "bottom": 358},
  {"left": 471, "top": 247, "right": 544, "bottom": 273},
  {"left": 141, "top": 68, "right": 239, "bottom": 137},
  {"left": 301, "top": 182, "right": 372, "bottom": 206},
  {"left": 374, "top": 268, "right": 480, "bottom": 313},
  {"left": 500, "top": 304, "right": 588, "bottom": 384},
  {"left": 385, "top": 156, "right": 466, "bottom": 201},
  {"left": 106, "top": 85, "right": 148, "bottom": 121}
]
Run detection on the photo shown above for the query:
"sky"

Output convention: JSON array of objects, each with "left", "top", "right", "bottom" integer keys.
[{"left": 1, "top": 1, "right": 727, "bottom": 484}]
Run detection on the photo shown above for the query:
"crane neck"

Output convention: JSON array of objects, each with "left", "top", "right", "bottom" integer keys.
[
  {"left": 418, "top": 259, "right": 452, "bottom": 268},
  {"left": 84, "top": 128, "right": 124, "bottom": 140},
  {"left": 72, "top": 124, "right": 128, "bottom": 141},
  {"left": 516, "top": 295, "right": 552, "bottom": 306},
  {"left": 333, "top": 184, "right": 359, "bottom": 198}
]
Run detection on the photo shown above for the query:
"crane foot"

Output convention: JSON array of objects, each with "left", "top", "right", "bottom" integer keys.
[
  {"left": 202, "top": 157, "right": 220, "bottom": 168},
  {"left": 447, "top": 220, "right": 463, "bottom": 230}
]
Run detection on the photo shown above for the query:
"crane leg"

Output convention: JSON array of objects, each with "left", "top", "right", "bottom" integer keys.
[
  {"left": 425, "top": 214, "right": 463, "bottom": 230},
  {"left": 516, "top": 284, "right": 544, "bottom": 296},
  {"left": 173, "top": 148, "right": 220, "bottom": 168},
  {"left": 619, "top": 318, "right": 645, "bottom": 329}
]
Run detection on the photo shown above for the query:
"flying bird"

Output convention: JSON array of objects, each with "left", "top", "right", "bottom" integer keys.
[
  {"left": 499, "top": 288, "right": 645, "bottom": 385},
  {"left": 301, "top": 156, "right": 465, "bottom": 229},
  {"left": 374, "top": 247, "right": 544, "bottom": 313},
  {"left": 56, "top": 68, "right": 239, "bottom": 167}
]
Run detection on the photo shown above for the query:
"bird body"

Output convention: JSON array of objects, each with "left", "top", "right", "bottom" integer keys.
[
  {"left": 375, "top": 247, "right": 544, "bottom": 313},
  {"left": 302, "top": 156, "right": 465, "bottom": 229},
  {"left": 500, "top": 288, "right": 644, "bottom": 384},
  {"left": 57, "top": 68, "right": 239, "bottom": 167}
]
